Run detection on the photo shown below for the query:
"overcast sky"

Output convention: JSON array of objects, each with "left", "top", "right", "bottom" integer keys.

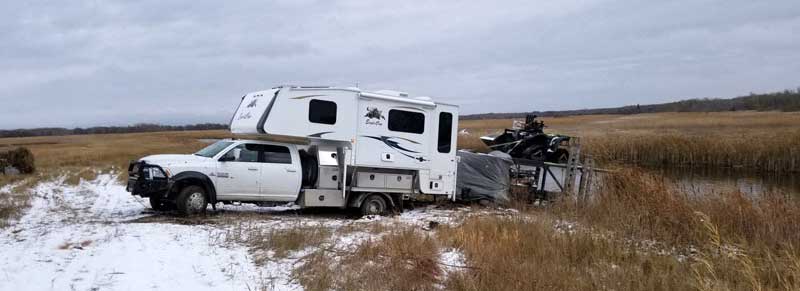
[{"left": 1, "top": 0, "right": 798, "bottom": 129}]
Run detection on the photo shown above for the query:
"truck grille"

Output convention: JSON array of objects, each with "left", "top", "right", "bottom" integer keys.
[{"left": 128, "top": 162, "right": 141, "bottom": 178}]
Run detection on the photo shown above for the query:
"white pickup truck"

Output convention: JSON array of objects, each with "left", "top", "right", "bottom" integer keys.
[
  {"left": 128, "top": 139, "right": 369, "bottom": 214},
  {"left": 129, "top": 138, "right": 409, "bottom": 216}
]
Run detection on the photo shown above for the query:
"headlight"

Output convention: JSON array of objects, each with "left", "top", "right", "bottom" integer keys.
[{"left": 145, "top": 167, "right": 167, "bottom": 179}]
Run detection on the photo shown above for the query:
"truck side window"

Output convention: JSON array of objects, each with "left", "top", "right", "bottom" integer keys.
[
  {"left": 222, "top": 144, "right": 259, "bottom": 162},
  {"left": 261, "top": 145, "right": 292, "bottom": 164},
  {"left": 309, "top": 99, "right": 337, "bottom": 125},
  {"left": 437, "top": 112, "right": 453, "bottom": 153},
  {"left": 388, "top": 109, "right": 425, "bottom": 134}
]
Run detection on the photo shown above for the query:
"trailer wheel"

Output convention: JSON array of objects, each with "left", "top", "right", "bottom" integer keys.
[
  {"left": 360, "top": 194, "right": 388, "bottom": 216},
  {"left": 148, "top": 196, "right": 173, "bottom": 211},
  {"left": 176, "top": 185, "right": 207, "bottom": 215}
]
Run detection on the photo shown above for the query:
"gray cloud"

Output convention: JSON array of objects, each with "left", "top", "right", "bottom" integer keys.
[{"left": 1, "top": 0, "right": 798, "bottom": 129}]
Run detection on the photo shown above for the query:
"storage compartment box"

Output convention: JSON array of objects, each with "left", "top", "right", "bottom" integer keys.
[
  {"left": 318, "top": 166, "right": 340, "bottom": 189},
  {"left": 302, "top": 189, "right": 345, "bottom": 207},
  {"left": 385, "top": 174, "right": 413, "bottom": 189},
  {"left": 357, "top": 172, "right": 386, "bottom": 188}
]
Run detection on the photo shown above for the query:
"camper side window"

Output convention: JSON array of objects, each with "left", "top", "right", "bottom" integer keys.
[
  {"left": 437, "top": 112, "right": 453, "bottom": 153},
  {"left": 309, "top": 99, "right": 337, "bottom": 125},
  {"left": 388, "top": 109, "right": 425, "bottom": 134}
]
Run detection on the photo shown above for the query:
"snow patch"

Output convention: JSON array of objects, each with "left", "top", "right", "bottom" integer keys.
[
  {"left": 0, "top": 174, "right": 263, "bottom": 291},
  {"left": 439, "top": 248, "right": 467, "bottom": 274},
  {"left": 0, "top": 181, "right": 19, "bottom": 194},
  {"left": 435, "top": 248, "right": 467, "bottom": 289},
  {"left": 1, "top": 173, "right": 517, "bottom": 291}
]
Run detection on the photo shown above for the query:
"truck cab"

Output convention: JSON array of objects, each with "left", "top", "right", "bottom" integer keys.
[{"left": 127, "top": 139, "right": 304, "bottom": 214}]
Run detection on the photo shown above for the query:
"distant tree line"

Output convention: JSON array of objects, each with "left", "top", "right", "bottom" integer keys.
[
  {"left": 463, "top": 88, "right": 800, "bottom": 120},
  {"left": 0, "top": 123, "right": 228, "bottom": 138}
]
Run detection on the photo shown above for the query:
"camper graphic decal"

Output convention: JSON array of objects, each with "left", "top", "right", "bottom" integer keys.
[
  {"left": 237, "top": 112, "right": 252, "bottom": 120},
  {"left": 362, "top": 135, "right": 428, "bottom": 162},
  {"left": 365, "top": 107, "right": 385, "bottom": 120},
  {"left": 308, "top": 131, "right": 334, "bottom": 138},
  {"left": 364, "top": 107, "right": 385, "bottom": 126},
  {"left": 246, "top": 99, "right": 258, "bottom": 108}
]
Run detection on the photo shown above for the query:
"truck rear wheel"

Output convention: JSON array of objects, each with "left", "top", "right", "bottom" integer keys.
[
  {"left": 176, "top": 185, "right": 207, "bottom": 215},
  {"left": 360, "top": 194, "right": 388, "bottom": 216}
]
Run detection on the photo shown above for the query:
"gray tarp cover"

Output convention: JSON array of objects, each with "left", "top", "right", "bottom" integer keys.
[{"left": 456, "top": 150, "right": 513, "bottom": 204}]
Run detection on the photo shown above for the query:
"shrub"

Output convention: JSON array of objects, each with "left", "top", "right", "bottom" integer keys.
[{"left": 0, "top": 147, "right": 35, "bottom": 174}]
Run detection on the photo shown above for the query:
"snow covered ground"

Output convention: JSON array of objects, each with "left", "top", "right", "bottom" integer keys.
[{"left": 0, "top": 174, "right": 479, "bottom": 291}]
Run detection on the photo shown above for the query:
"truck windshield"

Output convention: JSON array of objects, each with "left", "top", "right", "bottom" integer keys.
[{"left": 194, "top": 141, "right": 234, "bottom": 158}]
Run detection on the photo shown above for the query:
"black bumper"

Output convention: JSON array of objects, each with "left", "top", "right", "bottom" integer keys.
[{"left": 127, "top": 161, "right": 171, "bottom": 198}]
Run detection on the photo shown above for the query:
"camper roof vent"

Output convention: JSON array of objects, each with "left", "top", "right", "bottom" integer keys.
[
  {"left": 414, "top": 96, "right": 432, "bottom": 101},
  {"left": 375, "top": 90, "right": 410, "bottom": 98}
]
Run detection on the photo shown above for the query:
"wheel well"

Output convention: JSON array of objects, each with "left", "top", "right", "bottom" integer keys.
[
  {"left": 349, "top": 192, "right": 397, "bottom": 209},
  {"left": 169, "top": 177, "right": 216, "bottom": 203}
]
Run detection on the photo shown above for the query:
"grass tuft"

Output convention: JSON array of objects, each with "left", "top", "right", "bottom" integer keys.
[
  {"left": 295, "top": 227, "right": 442, "bottom": 291},
  {"left": 438, "top": 216, "right": 690, "bottom": 291}
]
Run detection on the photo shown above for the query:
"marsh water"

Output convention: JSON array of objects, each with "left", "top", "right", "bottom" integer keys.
[
  {"left": 535, "top": 166, "right": 800, "bottom": 198},
  {"left": 650, "top": 167, "right": 800, "bottom": 197}
]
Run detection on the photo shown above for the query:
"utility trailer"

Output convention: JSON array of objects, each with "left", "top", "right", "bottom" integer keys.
[
  {"left": 457, "top": 134, "right": 605, "bottom": 206},
  {"left": 126, "top": 85, "right": 459, "bottom": 216}
]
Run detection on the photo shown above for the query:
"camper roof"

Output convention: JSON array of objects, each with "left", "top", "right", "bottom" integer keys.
[{"left": 274, "top": 85, "right": 446, "bottom": 107}]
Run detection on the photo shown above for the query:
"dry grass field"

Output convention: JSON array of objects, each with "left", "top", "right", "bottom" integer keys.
[
  {"left": 0, "top": 130, "right": 230, "bottom": 225},
  {"left": 1, "top": 111, "right": 799, "bottom": 290}
]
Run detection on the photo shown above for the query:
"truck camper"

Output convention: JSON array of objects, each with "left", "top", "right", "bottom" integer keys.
[{"left": 127, "top": 86, "right": 460, "bottom": 215}]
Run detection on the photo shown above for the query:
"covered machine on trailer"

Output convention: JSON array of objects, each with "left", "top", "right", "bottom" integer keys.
[
  {"left": 455, "top": 150, "right": 513, "bottom": 204},
  {"left": 229, "top": 85, "right": 460, "bottom": 213}
]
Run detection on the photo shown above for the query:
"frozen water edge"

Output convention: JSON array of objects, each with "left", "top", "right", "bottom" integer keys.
[{"left": 0, "top": 173, "right": 507, "bottom": 291}]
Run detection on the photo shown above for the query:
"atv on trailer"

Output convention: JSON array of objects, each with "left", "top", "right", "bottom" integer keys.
[{"left": 480, "top": 114, "right": 571, "bottom": 163}]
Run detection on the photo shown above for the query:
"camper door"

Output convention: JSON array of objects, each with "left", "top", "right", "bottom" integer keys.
[{"left": 423, "top": 105, "right": 459, "bottom": 196}]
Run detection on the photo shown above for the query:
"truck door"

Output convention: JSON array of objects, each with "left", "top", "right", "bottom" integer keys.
[
  {"left": 215, "top": 143, "right": 262, "bottom": 199},
  {"left": 258, "top": 144, "right": 302, "bottom": 201}
]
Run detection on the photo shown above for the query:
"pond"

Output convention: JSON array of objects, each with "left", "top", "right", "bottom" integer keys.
[
  {"left": 529, "top": 165, "right": 800, "bottom": 198},
  {"left": 651, "top": 167, "right": 800, "bottom": 197}
]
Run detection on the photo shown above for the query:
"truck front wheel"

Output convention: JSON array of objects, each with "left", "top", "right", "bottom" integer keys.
[
  {"left": 149, "top": 196, "right": 173, "bottom": 211},
  {"left": 176, "top": 185, "right": 207, "bottom": 215},
  {"left": 360, "top": 194, "right": 388, "bottom": 216}
]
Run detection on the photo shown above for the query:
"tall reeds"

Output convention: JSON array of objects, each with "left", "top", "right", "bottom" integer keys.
[
  {"left": 458, "top": 112, "right": 800, "bottom": 172},
  {"left": 555, "top": 169, "right": 800, "bottom": 290},
  {"left": 583, "top": 132, "right": 800, "bottom": 173}
]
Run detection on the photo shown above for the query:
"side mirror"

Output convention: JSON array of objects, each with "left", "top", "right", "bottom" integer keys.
[
  {"left": 232, "top": 148, "right": 242, "bottom": 160},
  {"left": 219, "top": 148, "right": 241, "bottom": 162}
]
